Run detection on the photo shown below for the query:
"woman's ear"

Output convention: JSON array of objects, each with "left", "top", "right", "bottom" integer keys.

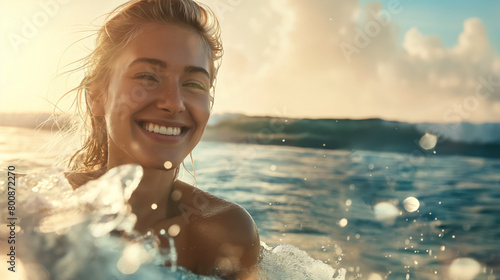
[{"left": 86, "top": 83, "right": 106, "bottom": 116}]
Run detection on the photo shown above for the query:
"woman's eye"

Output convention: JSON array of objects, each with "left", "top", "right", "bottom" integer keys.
[
  {"left": 134, "top": 73, "right": 159, "bottom": 87},
  {"left": 184, "top": 81, "right": 207, "bottom": 91}
]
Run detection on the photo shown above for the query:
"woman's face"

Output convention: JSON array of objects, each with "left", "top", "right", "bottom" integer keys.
[{"left": 96, "top": 24, "right": 211, "bottom": 170}]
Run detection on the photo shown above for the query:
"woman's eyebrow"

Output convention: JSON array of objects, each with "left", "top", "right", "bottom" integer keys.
[
  {"left": 185, "top": 66, "right": 210, "bottom": 79},
  {"left": 128, "top": 57, "right": 167, "bottom": 68},
  {"left": 128, "top": 57, "right": 210, "bottom": 78}
]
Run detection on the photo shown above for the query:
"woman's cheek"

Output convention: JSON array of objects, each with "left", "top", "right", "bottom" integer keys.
[
  {"left": 196, "top": 99, "right": 211, "bottom": 125},
  {"left": 129, "top": 84, "right": 152, "bottom": 105}
]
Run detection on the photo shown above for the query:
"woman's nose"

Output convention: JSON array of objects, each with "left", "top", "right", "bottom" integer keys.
[{"left": 156, "top": 81, "right": 186, "bottom": 114}]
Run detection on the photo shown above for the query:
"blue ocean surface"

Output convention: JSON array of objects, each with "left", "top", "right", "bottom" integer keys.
[
  {"left": 193, "top": 141, "right": 500, "bottom": 279},
  {"left": 1, "top": 125, "right": 499, "bottom": 279}
]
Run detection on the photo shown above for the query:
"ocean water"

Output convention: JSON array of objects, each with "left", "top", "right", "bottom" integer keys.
[{"left": 1, "top": 126, "right": 500, "bottom": 279}]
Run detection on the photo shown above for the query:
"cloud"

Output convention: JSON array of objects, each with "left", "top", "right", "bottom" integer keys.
[{"left": 211, "top": 0, "right": 500, "bottom": 122}]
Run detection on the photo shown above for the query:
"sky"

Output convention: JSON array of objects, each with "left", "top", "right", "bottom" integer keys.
[{"left": 1, "top": 0, "right": 499, "bottom": 123}]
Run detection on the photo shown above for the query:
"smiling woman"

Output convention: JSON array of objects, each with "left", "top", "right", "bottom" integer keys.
[
  {"left": 60, "top": 0, "right": 260, "bottom": 278},
  {"left": 89, "top": 25, "right": 212, "bottom": 172}
]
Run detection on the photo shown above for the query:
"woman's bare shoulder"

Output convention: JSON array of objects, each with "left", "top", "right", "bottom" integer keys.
[
  {"left": 173, "top": 181, "right": 227, "bottom": 210},
  {"left": 173, "top": 180, "right": 260, "bottom": 277},
  {"left": 173, "top": 180, "right": 255, "bottom": 221}
]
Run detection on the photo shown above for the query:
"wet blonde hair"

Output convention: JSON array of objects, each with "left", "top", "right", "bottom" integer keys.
[{"left": 64, "top": 0, "right": 223, "bottom": 172}]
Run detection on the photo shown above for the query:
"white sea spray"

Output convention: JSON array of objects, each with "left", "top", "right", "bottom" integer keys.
[{"left": 259, "top": 243, "right": 346, "bottom": 280}]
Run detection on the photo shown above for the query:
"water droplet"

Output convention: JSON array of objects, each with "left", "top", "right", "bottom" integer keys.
[
  {"left": 339, "top": 218, "right": 348, "bottom": 227},
  {"left": 368, "top": 163, "right": 375, "bottom": 170},
  {"left": 373, "top": 202, "right": 399, "bottom": 225},
  {"left": 164, "top": 161, "right": 173, "bottom": 169},
  {"left": 403, "top": 197, "right": 420, "bottom": 212},
  {"left": 151, "top": 203, "right": 158, "bottom": 210},
  {"left": 270, "top": 165, "right": 277, "bottom": 171},
  {"left": 367, "top": 270, "right": 383, "bottom": 279},
  {"left": 171, "top": 190, "right": 182, "bottom": 201},
  {"left": 282, "top": 139, "right": 286, "bottom": 143},
  {"left": 168, "top": 224, "right": 181, "bottom": 237},
  {"left": 449, "top": 258, "right": 481, "bottom": 280},
  {"left": 440, "top": 245, "right": 446, "bottom": 251},
  {"left": 345, "top": 199, "right": 352, "bottom": 206},
  {"left": 335, "top": 247, "right": 342, "bottom": 255},
  {"left": 419, "top": 132, "right": 438, "bottom": 150}
]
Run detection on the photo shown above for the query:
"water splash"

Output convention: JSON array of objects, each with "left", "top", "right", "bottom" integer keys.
[
  {"left": 169, "top": 237, "right": 178, "bottom": 272},
  {"left": 259, "top": 242, "right": 346, "bottom": 280},
  {"left": 117, "top": 243, "right": 152, "bottom": 274},
  {"left": 0, "top": 165, "right": 345, "bottom": 279},
  {"left": 3, "top": 165, "right": 195, "bottom": 280}
]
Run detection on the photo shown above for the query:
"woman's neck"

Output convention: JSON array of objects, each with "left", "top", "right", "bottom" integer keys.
[{"left": 109, "top": 163, "right": 177, "bottom": 233}]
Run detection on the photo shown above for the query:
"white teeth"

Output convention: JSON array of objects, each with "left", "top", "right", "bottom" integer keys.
[
  {"left": 143, "top": 122, "right": 182, "bottom": 136},
  {"left": 160, "top": 126, "right": 167, "bottom": 134}
]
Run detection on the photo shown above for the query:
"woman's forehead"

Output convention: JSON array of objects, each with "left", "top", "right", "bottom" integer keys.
[{"left": 113, "top": 24, "right": 210, "bottom": 72}]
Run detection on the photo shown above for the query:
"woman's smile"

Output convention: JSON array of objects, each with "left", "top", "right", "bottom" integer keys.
[{"left": 137, "top": 119, "right": 191, "bottom": 142}]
